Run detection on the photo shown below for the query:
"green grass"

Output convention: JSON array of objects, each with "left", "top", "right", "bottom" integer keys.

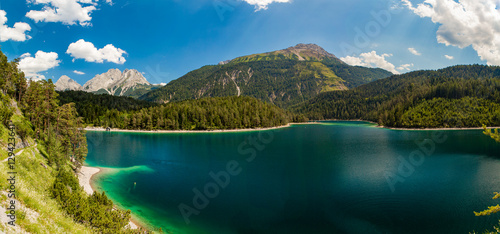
[{"left": 0, "top": 114, "right": 94, "bottom": 233}]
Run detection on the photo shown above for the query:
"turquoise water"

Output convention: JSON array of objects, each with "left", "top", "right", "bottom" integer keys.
[{"left": 85, "top": 121, "right": 500, "bottom": 233}]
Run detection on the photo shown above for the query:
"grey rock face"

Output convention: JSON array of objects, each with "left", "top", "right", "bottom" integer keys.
[
  {"left": 83, "top": 69, "right": 151, "bottom": 96},
  {"left": 55, "top": 75, "right": 83, "bottom": 91}
]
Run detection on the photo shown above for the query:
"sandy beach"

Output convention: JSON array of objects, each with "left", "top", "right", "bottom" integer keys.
[
  {"left": 78, "top": 166, "right": 100, "bottom": 195},
  {"left": 78, "top": 166, "right": 139, "bottom": 230}
]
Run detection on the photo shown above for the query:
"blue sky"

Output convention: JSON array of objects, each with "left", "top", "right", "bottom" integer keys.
[{"left": 0, "top": 0, "right": 493, "bottom": 85}]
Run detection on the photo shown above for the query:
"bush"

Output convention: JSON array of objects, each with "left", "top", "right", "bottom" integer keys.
[
  {"left": 12, "top": 116, "right": 34, "bottom": 143},
  {"left": 50, "top": 169, "right": 136, "bottom": 233}
]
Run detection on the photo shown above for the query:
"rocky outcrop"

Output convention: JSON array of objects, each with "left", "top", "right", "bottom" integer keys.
[{"left": 55, "top": 75, "right": 83, "bottom": 91}]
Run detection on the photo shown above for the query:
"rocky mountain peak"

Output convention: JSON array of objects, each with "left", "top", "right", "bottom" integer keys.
[
  {"left": 287, "top": 43, "right": 339, "bottom": 60},
  {"left": 83, "top": 69, "right": 151, "bottom": 96},
  {"left": 218, "top": 60, "right": 232, "bottom": 65},
  {"left": 55, "top": 75, "right": 82, "bottom": 91},
  {"left": 120, "top": 69, "right": 150, "bottom": 86},
  {"left": 229, "top": 43, "right": 344, "bottom": 64}
]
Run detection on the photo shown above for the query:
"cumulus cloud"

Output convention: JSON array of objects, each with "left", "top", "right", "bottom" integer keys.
[
  {"left": 397, "top": 63, "right": 414, "bottom": 71},
  {"left": 26, "top": 0, "right": 100, "bottom": 26},
  {"left": 341, "top": 51, "right": 399, "bottom": 74},
  {"left": 18, "top": 51, "right": 60, "bottom": 80},
  {"left": 242, "top": 0, "right": 291, "bottom": 11},
  {"left": 408, "top": 47, "right": 421, "bottom": 56},
  {"left": 445, "top": 55, "right": 454, "bottom": 60},
  {"left": 73, "top": 70, "right": 85, "bottom": 75},
  {"left": 66, "top": 39, "right": 127, "bottom": 64},
  {"left": 403, "top": 0, "right": 500, "bottom": 65},
  {"left": 0, "top": 10, "right": 31, "bottom": 42}
]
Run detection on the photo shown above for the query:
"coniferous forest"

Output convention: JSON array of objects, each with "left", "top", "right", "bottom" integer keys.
[
  {"left": 293, "top": 65, "right": 500, "bottom": 128},
  {"left": 58, "top": 91, "right": 306, "bottom": 130}
]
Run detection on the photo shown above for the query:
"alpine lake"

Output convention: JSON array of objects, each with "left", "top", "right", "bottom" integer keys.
[{"left": 85, "top": 121, "right": 500, "bottom": 234}]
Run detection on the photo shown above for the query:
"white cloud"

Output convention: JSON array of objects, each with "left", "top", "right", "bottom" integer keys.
[
  {"left": 403, "top": 0, "right": 500, "bottom": 65},
  {"left": 66, "top": 39, "right": 127, "bottom": 64},
  {"left": 18, "top": 51, "right": 60, "bottom": 80},
  {"left": 445, "top": 55, "right": 454, "bottom": 60},
  {"left": 0, "top": 10, "right": 31, "bottom": 42},
  {"left": 408, "top": 47, "right": 421, "bottom": 56},
  {"left": 397, "top": 63, "right": 414, "bottom": 71},
  {"left": 73, "top": 70, "right": 85, "bottom": 75},
  {"left": 341, "top": 51, "right": 400, "bottom": 74},
  {"left": 242, "top": 0, "right": 291, "bottom": 11},
  {"left": 26, "top": 0, "right": 100, "bottom": 26},
  {"left": 340, "top": 56, "right": 365, "bottom": 67}
]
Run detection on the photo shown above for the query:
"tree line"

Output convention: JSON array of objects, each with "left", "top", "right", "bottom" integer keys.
[
  {"left": 57, "top": 90, "right": 307, "bottom": 130},
  {"left": 57, "top": 90, "right": 157, "bottom": 125}
]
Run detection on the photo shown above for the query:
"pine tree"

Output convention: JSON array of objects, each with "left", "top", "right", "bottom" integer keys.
[{"left": 473, "top": 127, "right": 500, "bottom": 234}]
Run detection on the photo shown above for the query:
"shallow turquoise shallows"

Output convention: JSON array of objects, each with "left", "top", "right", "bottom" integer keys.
[{"left": 85, "top": 121, "right": 500, "bottom": 234}]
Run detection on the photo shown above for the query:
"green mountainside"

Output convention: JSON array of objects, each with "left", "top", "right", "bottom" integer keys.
[
  {"left": 139, "top": 44, "right": 392, "bottom": 108},
  {"left": 121, "top": 84, "right": 162, "bottom": 99},
  {"left": 294, "top": 65, "right": 500, "bottom": 128}
]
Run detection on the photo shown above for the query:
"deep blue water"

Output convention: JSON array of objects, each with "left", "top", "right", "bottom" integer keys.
[{"left": 85, "top": 121, "right": 500, "bottom": 233}]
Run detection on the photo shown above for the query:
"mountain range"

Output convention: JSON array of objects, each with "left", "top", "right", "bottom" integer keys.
[
  {"left": 138, "top": 43, "right": 393, "bottom": 107},
  {"left": 55, "top": 69, "right": 161, "bottom": 98},
  {"left": 56, "top": 44, "right": 392, "bottom": 108}
]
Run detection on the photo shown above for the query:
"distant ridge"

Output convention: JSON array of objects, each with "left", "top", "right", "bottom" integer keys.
[{"left": 56, "top": 69, "right": 162, "bottom": 98}]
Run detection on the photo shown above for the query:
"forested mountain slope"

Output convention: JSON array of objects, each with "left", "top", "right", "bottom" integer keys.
[
  {"left": 0, "top": 49, "right": 148, "bottom": 233},
  {"left": 294, "top": 65, "right": 500, "bottom": 128}
]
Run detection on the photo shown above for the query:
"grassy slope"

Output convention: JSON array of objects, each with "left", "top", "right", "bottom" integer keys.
[{"left": 0, "top": 100, "right": 93, "bottom": 233}]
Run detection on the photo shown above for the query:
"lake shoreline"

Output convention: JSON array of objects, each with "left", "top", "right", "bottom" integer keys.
[
  {"left": 85, "top": 120, "right": 500, "bottom": 133},
  {"left": 84, "top": 122, "right": 319, "bottom": 133},
  {"left": 319, "top": 119, "right": 500, "bottom": 131},
  {"left": 78, "top": 166, "right": 142, "bottom": 230}
]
